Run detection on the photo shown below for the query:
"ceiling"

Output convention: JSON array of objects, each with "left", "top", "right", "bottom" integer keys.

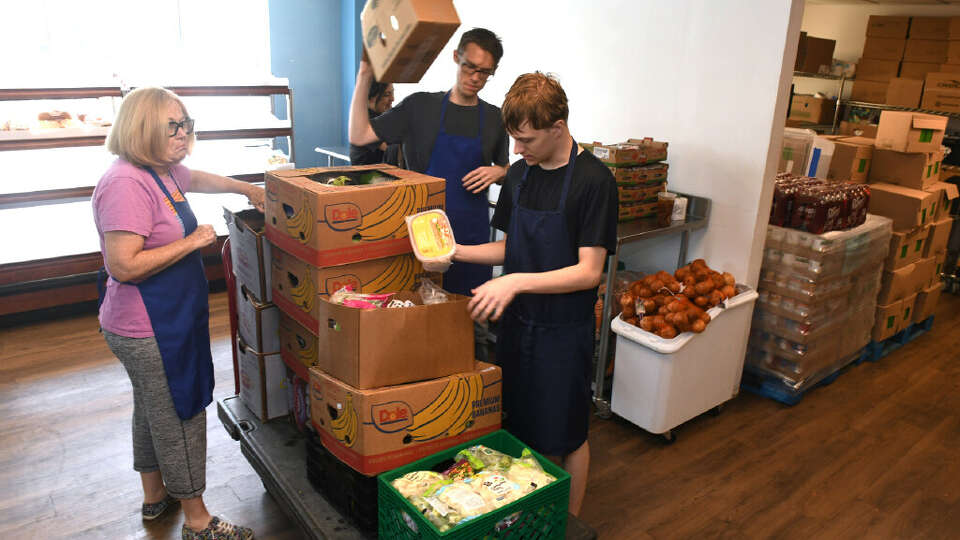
[{"left": 806, "top": 0, "right": 960, "bottom": 4}]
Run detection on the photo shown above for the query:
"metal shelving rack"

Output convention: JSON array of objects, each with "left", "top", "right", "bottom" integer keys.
[
  {"left": 592, "top": 193, "right": 711, "bottom": 418},
  {"left": 790, "top": 71, "right": 852, "bottom": 135}
]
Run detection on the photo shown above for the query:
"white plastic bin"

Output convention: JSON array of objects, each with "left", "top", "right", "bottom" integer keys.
[{"left": 610, "top": 286, "right": 758, "bottom": 435}]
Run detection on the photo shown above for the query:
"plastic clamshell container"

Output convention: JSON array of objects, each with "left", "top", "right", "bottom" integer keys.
[
  {"left": 406, "top": 209, "right": 456, "bottom": 262},
  {"left": 610, "top": 286, "right": 758, "bottom": 434}
]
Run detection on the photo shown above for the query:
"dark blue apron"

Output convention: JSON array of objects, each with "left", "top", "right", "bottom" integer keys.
[
  {"left": 425, "top": 92, "right": 492, "bottom": 295},
  {"left": 497, "top": 139, "right": 595, "bottom": 456},
  {"left": 133, "top": 167, "right": 214, "bottom": 420}
]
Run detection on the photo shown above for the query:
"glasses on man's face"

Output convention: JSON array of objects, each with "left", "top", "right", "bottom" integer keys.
[
  {"left": 167, "top": 118, "right": 195, "bottom": 137},
  {"left": 459, "top": 59, "right": 495, "bottom": 79}
]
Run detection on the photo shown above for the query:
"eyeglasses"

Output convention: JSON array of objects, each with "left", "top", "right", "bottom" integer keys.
[
  {"left": 459, "top": 59, "right": 496, "bottom": 79},
  {"left": 167, "top": 118, "right": 195, "bottom": 137}
]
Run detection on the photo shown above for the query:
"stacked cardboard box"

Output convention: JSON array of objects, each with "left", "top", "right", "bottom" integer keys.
[
  {"left": 855, "top": 16, "right": 911, "bottom": 104},
  {"left": 584, "top": 138, "right": 669, "bottom": 222},
  {"left": 263, "top": 164, "right": 503, "bottom": 477},
  {"left": 225, "top": 208, "right": 289, "bottom": 422},
  {"left": 747, "top": 214, "right": 892, "bottom": 391},
  {"left": 865, "top": 111, "right": 956, "bottom": 338}
]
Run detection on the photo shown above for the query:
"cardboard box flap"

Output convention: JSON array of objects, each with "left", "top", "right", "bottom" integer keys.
[
  {"left": 838, "top": 136, "right": 875, "bottom": 147},
  {"left": 912, "top": 116, "right": 948, "bottom": 130},
  {"left": 928, "top": 181, "right": 960, "bottom": 200}
]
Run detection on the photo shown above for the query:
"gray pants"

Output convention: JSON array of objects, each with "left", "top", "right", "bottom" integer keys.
[{"left": 103, "top": 330, "right": 206, "bottom": 499}]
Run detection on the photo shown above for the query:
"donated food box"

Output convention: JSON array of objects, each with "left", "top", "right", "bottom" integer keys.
[
  {"left": 618, "top": 183, "right": 665, "bottom": 203},
  {"left": 885, "top": 226, "right": 930, "bottom": 271},
  {"left": 874, "top": 111, "right": 947, "bottom": 153},
  {"left": 901, "top": 293, "right": 918, "bottom": 328},
  {"left": 867, "top": 183, "right": 937, "bottom": 231},
  {"left": 856, "top": 58, "right": 899, "bottom": 82},
  {"left": 270, "top": 248, "right": 438, "bottom": 333},
  {"left": 910, "top": 17, "right": 951, "bottom": 39},
  {"left": 873, "top": 299, "right": 903, "bottom": 341},
  {"left": 360, "top": 0, "right": 460, "bottom": 83},
  {"left": 279, "top": 312, "right": 318, "bottom": 381},
  {"left": 225, "top": 208, "right": 272, "bottom": 302},
  {"left": 926, "top": 181, "right": 959, "bottom": 220},
  {"left": 866, "top": 16, "right": 909, "bottom": 39},
  {"left": 236, "top": 283, "right": 280, "bottom": 354},
  {"left": 264, "top": 165, "right": 445, "bottom": 267},
  {"left": 885, "top": 78, "right": 923, "bottom": 108},
  {"left": 900, "top": 61, "right": 940, "bottom": 81},
  {"left": 879, "top": 258, "right": 935, "bottom": 305},
  {"left": 585, "top": 138, "right": 668, "bottom": 167},
  {"left": 789, "top": 95, "right": 836, "bottom": 124},
  {"left": 867, "top": 148, "right": 944, "bottom": 190},
  {"left": 839, "top": 121, "right": 878, "bottom": 138},
  {"left": 851, "top": 81, "right": 888, "bottom": 104},
  {"left": 238, "top": 337, "right": 289, "bottom": 422},
  {"left": 309, "top": 362, "right": 503, "bottom": 476},
  {"left": 825, "top": 136, "right": 873, "bottom": 183},
  {"left": 862, "top": 37, "right": 906, "bottom": 61},
  {"left": 315, "top": 291, "right": 474, "bottom": 389},
  {"left": 904, "top": 39, "right": 948, "bottom": 63},
  {"left": 795, "top": 33, "right": 836, "bottom": 73},
  {"left": 914, "top": 281, "right": 945, "bottom": 321},
  {"left": 924, "top": 217, "right": 954, "bottom": 258}
]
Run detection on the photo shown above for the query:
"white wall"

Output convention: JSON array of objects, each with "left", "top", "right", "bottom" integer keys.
[
  {"left": 796, "top": 3, "right": 960, "bottom": 98},
  {"left": 393, "top": 0, "right": 803, "bottom": 286}
]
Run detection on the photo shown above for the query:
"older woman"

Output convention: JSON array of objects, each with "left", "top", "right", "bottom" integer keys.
[{"left": 92, "top": 87, "right": 262, "bottom": 540}]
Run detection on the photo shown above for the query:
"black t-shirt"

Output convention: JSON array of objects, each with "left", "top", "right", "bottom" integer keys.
[
  {"left": 370, "top": 91, "right": 509, "bottom": 174},
  {"left": 492, "top": 151, "right": 619, "bottom": 255},
  {"left": 350, "top": 108, "right": 400, "bottom": 166}
]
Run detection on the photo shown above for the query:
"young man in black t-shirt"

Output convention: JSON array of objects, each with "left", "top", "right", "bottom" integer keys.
[{"left": 450, "top": 73, "right": 618, "bottom": 516}]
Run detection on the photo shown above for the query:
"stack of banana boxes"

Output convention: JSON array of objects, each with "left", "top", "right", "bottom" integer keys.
[
  {"left": 224, "top": 208, "right": 287, "bottom": 423},
  {"left": 262, "top": 164, "right": 504, "bottom": 485},
  {"left": 583, "top": 137, "right": 669, "bottom": 222}
]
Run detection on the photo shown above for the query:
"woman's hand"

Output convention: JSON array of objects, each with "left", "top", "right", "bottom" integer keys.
[{"left": 188, "top": 224, "right": 217, "bottom": 249}]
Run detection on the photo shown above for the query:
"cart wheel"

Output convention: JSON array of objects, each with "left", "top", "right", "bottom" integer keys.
[
  {"left": 660, "top": 430, "right": 676, "bottom": 445},
  {"left": 708, "top": 404, "right": 724, "bottom": 417}
]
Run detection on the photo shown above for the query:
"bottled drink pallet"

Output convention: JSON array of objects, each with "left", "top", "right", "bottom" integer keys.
[
  {"left": 863, "top": 316, "right": 934, "bottom": 363},
  {"left": 741, "top": 346, "right": 871, "bottom": 407}
]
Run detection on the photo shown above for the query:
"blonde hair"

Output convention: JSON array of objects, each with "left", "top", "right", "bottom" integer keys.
[{"left": 106, "top": 87, "right": 194, "bottom": 167}]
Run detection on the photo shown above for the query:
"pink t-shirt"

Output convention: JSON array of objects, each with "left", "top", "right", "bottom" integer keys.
[{"left": 92, "top": 159, "right": 193, "bottom": 337}]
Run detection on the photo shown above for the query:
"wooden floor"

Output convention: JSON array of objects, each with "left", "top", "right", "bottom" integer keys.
[{"left": 1, "top": 292, "right": 959, "bottom": 539}]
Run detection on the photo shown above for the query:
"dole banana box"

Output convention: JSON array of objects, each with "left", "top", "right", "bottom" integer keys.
[
  {"left": 278, "top": 312, "right": 318, "bottom": 381},
  {"left": 309, "top": 362, "right": 502, "bottom": 476},
  {"left": 265, "top": 165, "right": 445, "bottom": 268},
  {"left": 316, "top": 290, "right": 474, "bottom": 389},
  {"left": 270, "top": 248, "right": 440, "bottom": 333}
]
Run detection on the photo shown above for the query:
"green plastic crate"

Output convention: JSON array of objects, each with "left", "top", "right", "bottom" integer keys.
[{"left": 377, "top": 430, "right": 571, "bottom": 539}]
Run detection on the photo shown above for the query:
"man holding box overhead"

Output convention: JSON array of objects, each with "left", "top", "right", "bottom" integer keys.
[
  {"left": 349, "top": 28, "right": 509, "bottom": 296},
  {"left": 443, "top": 72, "right": 618, "bottom": 516}
]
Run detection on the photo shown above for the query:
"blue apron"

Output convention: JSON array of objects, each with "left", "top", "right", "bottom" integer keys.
[
  {"left": 497, "top": 139, "right": 595, "bottom": 456},
  {"left": 425, "top": 92, "right": 492, "bottom": 295},
  {"left": 135, "top": 167, "right": 214, "bottom": 420}
]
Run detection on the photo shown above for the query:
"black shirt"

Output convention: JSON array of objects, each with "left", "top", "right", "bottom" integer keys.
[
  {"left": 370, "top": 91, "right": 509, "bottom": 174},
  {"left": 492, "top": 151, "right": 619, "bottom": 255},
  {"left": 350, "top": 109, "right": 400, "bottom": 166}
]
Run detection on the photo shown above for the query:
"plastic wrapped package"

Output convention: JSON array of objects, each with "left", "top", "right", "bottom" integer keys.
[
  {"left": 757, "top": 292, "right": 845, "bottom": 324},
  {"left": 750, "top": 328, "right": 841, "bottom": 364},
  {"left": 765, "top": 214, "right": 892, "bottom": 277},
  {"left": 769, "top": 174, "right": 871, "bottom": 233},
  {"left": 760, "top": 269, "right": 853, "bottom": 302},
  {"left": 752, "top": 309, "right": 849, "bottom": 344}
]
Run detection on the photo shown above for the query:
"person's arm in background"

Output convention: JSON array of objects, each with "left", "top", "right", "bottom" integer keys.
[
  {"left": 104, "top": 227, "right": 216, "bottom": 283},
  {"left": 467, "top": 246, "right": 606, "bottom": 322},
  {"left": 462, "top": 112, "right": 510, "bottom": 193},
  {"left": 189, "top": 170, "right": 265, "bottom": 211},
  {"left": 349, "top": 60, "right": 380, "bottom": 146}
]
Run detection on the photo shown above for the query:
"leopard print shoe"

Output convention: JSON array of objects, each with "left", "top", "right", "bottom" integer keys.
[{"left": 181, "top": 516, "right": 254, "bottom": 540}]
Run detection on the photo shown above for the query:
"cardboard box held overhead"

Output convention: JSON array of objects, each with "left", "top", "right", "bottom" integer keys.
[
  {"left": 868, "top": 182, "right": 937, "bottom": 231},
  {"left": 885, "top": 226, "right": 930, "bottom": 271},
  {"left": 225, "top": 208, "right": 273, "bottom": 303},
  {"left": 856, "top": 58, "right": 900, "bottom": 82},
  {"left": 886, "top": 78, "right": 923, "bottom": 108},
  {"left": 926, "top": 181, "right": 960, "bottom": 221},
  {"left": 360, "top": 0, "right": 460, "bottom": 83},
  {"left": 868, "top": 148, "right": 944, "bottom": 190},
  {"left": 851, "top": 80, "right": 889, "bottom": 103},
  {"left": 310, "top": 362, "right": 503, "bottom": 476},
  {"left": 862, "top": 37, "right": 907, "bottom": 61},
  {"left": 867, "top": 15, "right": 910, "bottom": 39},
  {"left": 826, "top": 136, "right": 874, "bottom": 183},
  {"left": 789, "top": 95, "right": 837, "bottom": 124},
  {"left": 264, "top": 165, "right": 445, "bottom": 267},
  {"left": 270, "top": 248, "right": 438, "bottom": 333},
  {"left": 315, "top": 291, "right": 474, "bottom": 389},
  {"left": 875, "top": 111, "right": 947, "bottom": 153}
]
